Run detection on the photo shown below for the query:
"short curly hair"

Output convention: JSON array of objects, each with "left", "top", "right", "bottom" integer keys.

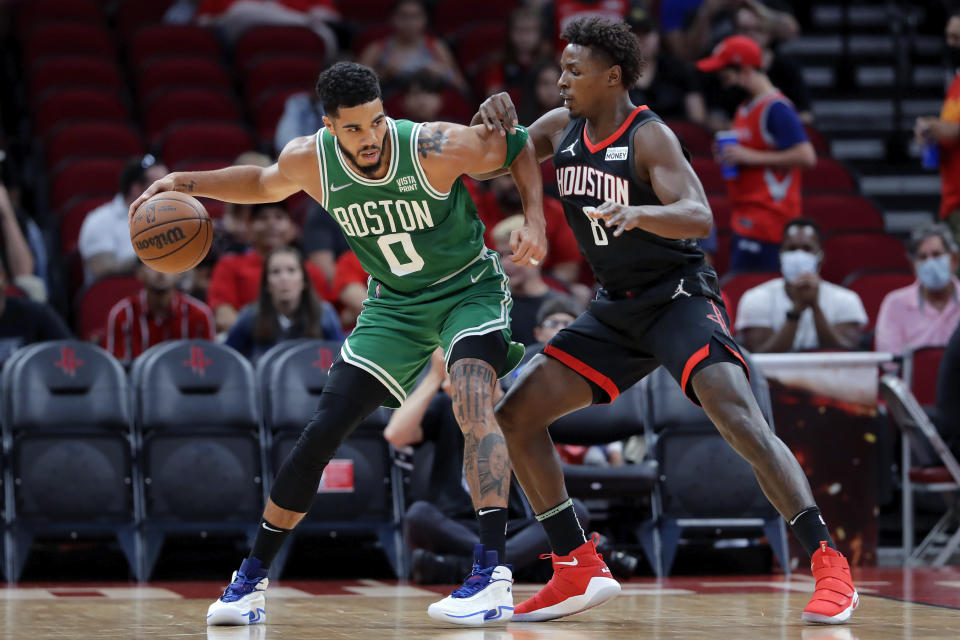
[
  {"left": 315, "top": 62, "right": 382, "bottom": 116},
  {"left": 561, "top": 17, "right": 645, "bottom": 87}
]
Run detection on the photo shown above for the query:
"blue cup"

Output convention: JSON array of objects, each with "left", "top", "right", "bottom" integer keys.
[
  {"left": 715, "top": 130, "right": 739, "bottom": 179},
  {"left": 922, "top": 142, "right": 939, "bottom": 170}
]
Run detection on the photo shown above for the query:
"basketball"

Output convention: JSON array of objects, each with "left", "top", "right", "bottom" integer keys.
[{"left": 129, "top": 191, "right": 212, "bottom": 274}]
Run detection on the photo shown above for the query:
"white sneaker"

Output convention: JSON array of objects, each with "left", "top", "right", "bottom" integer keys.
[
  {"left": 427, "top": 545, "right": 514, "bottom": 626},
  {"left": 206, "top": 561, "right": 268, "bottom": 626}
]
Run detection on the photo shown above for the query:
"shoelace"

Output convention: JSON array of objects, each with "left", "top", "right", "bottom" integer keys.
[
  {"left": 220, "top": 572, "right": 262, "bottom": 603},
  {"left": 451, "top": 564, "right": 496, "bottom": 598}
]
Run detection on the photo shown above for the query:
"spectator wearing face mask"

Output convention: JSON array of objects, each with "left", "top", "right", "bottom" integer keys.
[
  {"left": 735, "top": 218, "right": 867, "bottom": 353},
  {"left": 875, "top": 224, "right": 960, "bottom": 357}
]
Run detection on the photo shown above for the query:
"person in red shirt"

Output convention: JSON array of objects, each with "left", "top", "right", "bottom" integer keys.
[
  {"left": 105, "top": 263, "right": 215, "bottom": 366},
  {"left": 915, "top": 9, "right": 960, "bottom": 252},
  {"left": 331, "top": 249, "right": 368, "bottom": 330},
  {"left": 697, "top": 35, "right": 816, "bottom": 272},
  {"left": 207, "top": 202, "right": 333, "bottom": 332}
]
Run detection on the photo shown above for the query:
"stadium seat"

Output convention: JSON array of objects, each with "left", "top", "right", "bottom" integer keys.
[
  {"left": 17, "top": 0, "right": 103, "bottom": 34},
  {"left": 243, "top": 55, "right": 323, "bottom": 106},
  {"left": 34, "top": 89, "right": 128, "bottom": 138},
  {"left": 129, "top": 25, "right": 221, "bottom": 70},
  {"left": 259, "top": 340, "right": 403, "bottom": 578},
  {"left": 29, "top": 56, "right": 123, "bottom": 104},
  {"left": 713, "top": 229, "right": 731, "bottom": 277},
  {"left": 642, "top": 357, "right": 789, "bottom": 576},
  {"left": 25, "top": 23, "right": 115, "bottom": 64},
  {"left": 804, "top": 124, "right": 831, "bottom": 155},
  {"left": 1, "top": 341, "right": 138, "bottom": 582},
  {"left": 666, "top": 119, "right": 713, "bottom": 156},
  {"left": 144, "top": 89, "right": 242, "bottom": 142},
  {"left": 842, "top": 269, "right": 915, "bottom": 332},
  {"left": 719, "top": 271, "right": 779, "bottom": 328},
  {"left": 115, "top": 0, "right": 177, "bottom": 41},
  {"left": 45, "top": 122, "right": 142, "bottom": 173},
  {"left": 338, "top": 0, "right": 394, "bottom": 26},
  {"left": 352, "top": 23, "right": 393, "bottom": 55},
  {"left": 690, "top": 156, "right": 726, "bottom": 193},
  {"left": 75, "top": 276, "right": 144, "bottom": 344},
  {"left": 455, "top": 23, "right": 506, "bottom": 76},
  {"left": 802, "top": 194, "right": 884, "bottom": 233},
  {"left": 435, "top": 0, "right": 514, "bottom": 33},
  {"left": 820, "top": 231, "right": 911, "bottom": 285},
  {"left": 708, "top": 194, "right": 731, "bottom": 231},
  {"left": 903, "top": 346, "right": 946, "bottom": 408},
  {"left": 253, "top": 89, "right": 303, "bottom": 148},
  {"left": 803, "top": 157, "right": 857, "bottom": 193},
  {"left": 49, "top": 158, "right": 125, "bottom": 211},
  {"left": 58, "top": 195, "right": 112, "bottom": 256},
  {"left": 137, "top": 57, "right": 233, "bottom": 103},
  {"left": 234, "top": 26, "right": 327, "bottom": 72},
  {"left": 133, "top": 340, "right": 261, "bottom": 580},
  {"left": 161, "top": 123, "right": 254, "bottom": 171}
]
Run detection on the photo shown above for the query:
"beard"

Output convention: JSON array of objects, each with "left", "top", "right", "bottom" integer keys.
[{"left": 340, "top": 139, "right": 387, "bottom": 177}]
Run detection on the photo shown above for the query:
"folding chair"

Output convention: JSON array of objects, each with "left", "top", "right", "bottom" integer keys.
[{"left": 879, "top": 375, "right": 960, "bottom": 565}]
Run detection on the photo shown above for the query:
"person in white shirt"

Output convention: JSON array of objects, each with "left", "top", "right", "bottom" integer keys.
[
  {"left": 735, "top": 218, "right": 867, "bottom": 352},
  {"left": 78, "top": 155, "right": 168, "bottom": 285}
]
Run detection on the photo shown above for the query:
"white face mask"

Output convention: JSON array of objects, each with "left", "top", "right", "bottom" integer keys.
[{"left": 780, "top": 250, "right": 819, "bottom": 283}]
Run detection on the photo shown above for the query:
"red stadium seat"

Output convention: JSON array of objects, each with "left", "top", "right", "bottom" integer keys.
[
  {"left": 803, "top": 157, "right": 857, "bottom": 193},
  {"left": 708, "top": 194, "right": 731, "bottom": 232},
  {"left": 50, "top": 158, "right": 125, "bottom": 211},
  {"left": 719, "top": 271, "right": 779, "bottom": 328},
  {"left": 29, "top": 57, "right": 123, "bottom": 104},
  {"left": 691, "top": 157, "right": 726, "bottom": 193},
  {"left": 34, "top": 89, "right": 128, "bottom": 138},
  {"left": 76, "top": 276, "right": 144, "bottom": 343},
  {"left": 253, "top": 90, "right": 303, "bottom": 147},
  {"left": 820, "top": 231, "right": 911, "bottom": 285},
  {"left": 25, "top": 23, "right": 115, "bottom": 64},
  {"left": 437, "top": 90, "right": 475, "bottom": 123},
  {"left": 116, "top": 0, "right": 177, "bottom": 40},
  {"left": 243, "top": 56, "right": 322, "bottom": 105},
  {"left": 17, "top": 0, "right": 103, "bottom": 34},
  {"left": 129, "top": 25, "right": 221, "bottom": 69},
  {"left": 45, "top": 123, "right": 143, "bottom": 173},
  {"left": 804, "top": 124, "right": 830, "bottom": 155},
  {"left": 455, "top": 23, "right": 506, "bottom": 76},
  {"left": 666, "top": 119, "right": 713, "bottom": 156},
  {"left": 352, "top": 24, "right": 393, "bottom": 56},
  {"left": 144, "top": 88, "right": 242, "bottom": 142},
  {"left": 802, "top": 194, "right": 884, "bottom": 233},
  {"left": 58, "top": 195, "right": 112, "bottom": 256},
  {"left": 842, "top": 269, "right": 916, "bottom": 332},
  {"left": 234, "top": 26, "right": 327, "bottom": 72},
  {"left": 138, "top": 57, "right": 233, "bottom": 103},
  {"left": 338, "top": 0, "right": 394, "bottom": 25},
  {"left": 713, "top": 229, "right": 731, "bottom": 277},
  {"left": 905, "top": 346, "right": 946, "bottom": 407},
  {"left": 435, "top": 0, "right": 514, "bottom": 33},
  {"left": 162, "top": 123, "right": 255, "bottom": 170}
]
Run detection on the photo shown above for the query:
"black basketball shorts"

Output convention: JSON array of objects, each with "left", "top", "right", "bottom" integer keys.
[{"left": 545, "top": 286, "right": 749, "bottom": 406}]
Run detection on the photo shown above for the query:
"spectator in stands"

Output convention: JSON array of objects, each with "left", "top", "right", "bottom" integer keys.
[
  {"left": 207, "top": 202, "right": 333, "bottom": 333},
  {"left": 105, "top": 263, "right": 215, "bottom": 366},
  {"left": 212, "top": 151, "right": 270, "bottom": 259},
  {"left": 533, "top": 296, "right": 580, "bottom": 346},
  {"left": 483, "top": 6, "right": 553, "bottom": 98},
  {"left": 331, "top": 250, "right": 367, "bottom": 330},
  {"left": 697, "top": 35, "right": 815, "bottom": 271},
  {"left": 628, "top": 8, "right": 708, "bottom": 126},
  {"left": 915, "top": 8, "right": 960, "bottom": 251},
  {"left": 225, "top": 246, "right": 342, "bottom": 362},
  {"left": 936, "top": 323, "right": 960, "bottom": 458},
  {"left": 492, "top": 215, "right": 567, "bottom": 345},
  {"left": 274, "top": 92, "right": 324, "bottom": 153},
  {"left": 79, "top": 155, "right": 168, "bottom": 285},
  {"left": 552, "top": 0, "right": 630, "bottom": 52},
  {"left": 302, "top": 203, "right": 349, "bottom": 286},
  {"left": 518, "top": 60, "right": 564, "bottom": 128},
  {"left": 0, "top": 263, "right": 71, "bottom": 365},
  {"left": 875, "top": 224, "right": 960, "bottom": 357},
  {"left": 662, "top": 0, "right": 797, "bottom": 62},
  {"left": 385, "top": 348, "right": 592, "bottom": 584},
  {"left": 397, "top": 73, "right": 446, "bottom": 122},
  {"left": 0, "top": 172, "right": 46, "bottom": 300},
  {"left": 192, "top": 0, "right": 341, "bottom": 57},
  {"left": 357, "top": 0, "right": 467, "bottom": 96},
  {"left": 735, "top": 218, "right": 867, "bottom": 352}
]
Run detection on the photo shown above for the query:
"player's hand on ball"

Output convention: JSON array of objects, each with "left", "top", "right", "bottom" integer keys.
[
  {"left": 128, "top": 173, "right": 178, "bottom": 223},
  {"left": 509, "top": 222, "right": 547, "bottom": 267},
  {"left": 586, "top": 202, "right": 643, "bottom": 237},
  {"left": 478, "top": 92, "right": 519, "bottom": 136}
]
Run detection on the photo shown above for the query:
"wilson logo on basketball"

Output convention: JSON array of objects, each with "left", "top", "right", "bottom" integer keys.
[{"left": 135, "top": 226, "right": 187, "bottom": 252}]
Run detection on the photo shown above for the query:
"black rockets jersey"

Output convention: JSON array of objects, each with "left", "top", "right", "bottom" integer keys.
[{"left": 553, "top": 104, "right": 708, "bottom": 294}]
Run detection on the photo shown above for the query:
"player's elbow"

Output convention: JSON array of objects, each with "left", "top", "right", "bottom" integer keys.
[
  {"left": 690, "top": 201, "right": 713, "bottom": 238},
  {"left": 795, "top": 143, "right": 817, "bottom": 169}
]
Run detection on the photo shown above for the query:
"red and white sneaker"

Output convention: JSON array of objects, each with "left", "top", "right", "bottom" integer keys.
[
  {"left": 802, "top": 542, "right": 859, "bottom": 624},
  {"left": 513, "top": 534, "right": 621, "bottom": 622}
]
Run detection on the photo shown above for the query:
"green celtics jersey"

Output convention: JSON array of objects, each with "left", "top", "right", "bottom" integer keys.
[{"left": 316, "top": 118, "right": 486, "bottom": 293}]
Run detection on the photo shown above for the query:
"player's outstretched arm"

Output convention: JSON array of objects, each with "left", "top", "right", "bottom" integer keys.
[
  {"left": 127, "top": 136, "right": 313, "bottom": 220},
  {"left": 586, "top": 121, "right": 712, "bottom": 239}
]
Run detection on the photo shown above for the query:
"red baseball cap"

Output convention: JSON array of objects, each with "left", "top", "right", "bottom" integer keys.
[{"left": 696, "top": 35, "right": 763, "bottom": 72}]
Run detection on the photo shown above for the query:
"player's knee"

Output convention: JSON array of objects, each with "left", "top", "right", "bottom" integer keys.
[
  {"left": 448, "top": 359, "right": 497, "bottom": 423},
  {"left": 493, "top": 395, "right": 523, "bottom": 437}
]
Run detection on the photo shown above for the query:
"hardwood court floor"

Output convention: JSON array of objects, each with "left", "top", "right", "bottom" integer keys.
[{"left": 2, "top": 567, "right": 958, "bottom": 639}]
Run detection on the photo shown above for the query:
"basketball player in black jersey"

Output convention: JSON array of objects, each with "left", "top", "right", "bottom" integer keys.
[{"left": 472, "top": 17, "right": 858, "bottom": 625}]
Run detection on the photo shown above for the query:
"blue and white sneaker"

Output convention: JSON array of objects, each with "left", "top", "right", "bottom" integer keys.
[
  {"left": 206, "top": 559, "right": 268, "bottom": 626},
  {"left": 427, "top": 545, "right": 514, "bottom": 626}
]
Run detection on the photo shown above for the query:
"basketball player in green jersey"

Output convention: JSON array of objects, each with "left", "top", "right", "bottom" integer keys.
[{"left": 130, "top": 62, "right": 546, "bottom": 627}]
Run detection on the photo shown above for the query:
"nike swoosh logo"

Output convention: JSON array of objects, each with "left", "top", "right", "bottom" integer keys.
[
  {"left": 555, "top": 557, "right": 579, "bottom": 566},
  {"left": 261, "top": 523, "right": 285, "bottom": 533},
  {"left": 470, "top": 266, "right": 490, "bottom": 283},
  {"left": 477, "top": 507, "right": 500, "bottom": 516},
  {"left": 330, "top": 183, "right": 351, "bottom": 192}
]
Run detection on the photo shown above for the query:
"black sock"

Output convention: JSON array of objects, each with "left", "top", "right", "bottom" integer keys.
[
  {"left": 249, "top": 518, "right": 292, "bottom": 571},
  {"left": 477, "top": 507, "right": 508, "bottom": 563},
  {"left": 788, "top": 506, "right": 837, "bottom": 557},
  {"left": 537, "top": 499, "right": 587, "bottom": 556}
]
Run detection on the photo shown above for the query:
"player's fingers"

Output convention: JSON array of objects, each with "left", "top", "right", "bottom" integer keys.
[
  {"left": 492, "top": 94, "right": 518, "bottom": 135},
  {"left": 583, "top": 206, "right": 602, "bottom": 219},
  {"left": 513, "top": 238, "right": 533, "bottom": 265},
  {"left": 603, "top": 212, "right": 624, "bottom": 227},
  {"left": 613, "top": 221, "right": 628, "bottom": 237},
  {"left": 509, "top": 228, "right": 522, "bottom": 253}
]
